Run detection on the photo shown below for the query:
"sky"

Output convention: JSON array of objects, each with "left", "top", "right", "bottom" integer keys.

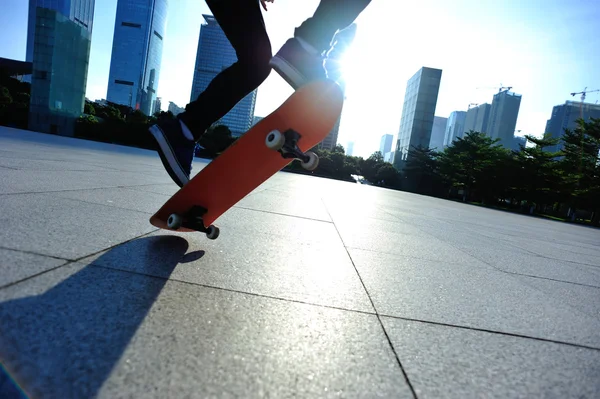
[{"left": 1, "top": 0, "right": 599, "bottom": 158}]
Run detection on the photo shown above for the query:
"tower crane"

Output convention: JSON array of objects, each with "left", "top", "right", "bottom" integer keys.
[
  {"left": 468, "top": 103, "right": 479, "bottom": 110},
  {"left": 476, "top": 84, "right": 513, "bottom": 93},
  {"left": 570, "top": 87, "right": 600, "bottom": 119}
]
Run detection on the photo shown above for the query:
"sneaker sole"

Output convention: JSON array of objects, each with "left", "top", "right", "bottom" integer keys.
[
  {"left": 149, "top": 124, "right": 189, "bottom": 188},
  {"left": 269, "top": 56, "right": 305, "bottom": 90}
]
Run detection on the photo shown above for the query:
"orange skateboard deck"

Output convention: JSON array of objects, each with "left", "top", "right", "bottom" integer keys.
[{"left": 149, "top": 79, "right": 344, "bottom": 239}]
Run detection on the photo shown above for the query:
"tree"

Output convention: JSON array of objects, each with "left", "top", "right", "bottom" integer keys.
[
  {"left": 513, "top": 133, "right": 561, "bottom": 214},
  {"left": 560, "top": 117, "right": 600, "bottom": 224},
  {"left": 360, "top": 151, "right": 385, "bottom": 184},
  {"left": 403, "top": 145, "right": 439, "bottom": 194},
  {"left": 438, "top": 131, "right": 505, "bottom": 202}
]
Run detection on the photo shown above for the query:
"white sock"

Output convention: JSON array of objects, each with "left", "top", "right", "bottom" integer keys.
[
  {"left": 179, "top": 119, "right": 194, "bottom": 141},
  {"left": 296, "top": 36, "right": 320, "bottom": 55}
]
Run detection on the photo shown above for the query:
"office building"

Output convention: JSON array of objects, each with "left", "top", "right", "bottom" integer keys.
[
  {"left": 544, "top": 100, "right": 600, "bottom": 152},
  {"left": 168, "top": 101, "right": 184, "bottom": 116},
  {"left": 27, "top": 1, "right": 95, "bottom": 136},
  {"left": 25, "top": 0, "right": 94, "bottom": 83},
  {"left": 153, "top": 97, "right": 162, "bottom": 114},
  {"left": 393, "top": 67, "right": 442, "bottom": 169},
  {"left": 190, "top": 15, "right": 256, "bottom": 137},
  {"left": 464, "top": 103, "right": 491, "bottom": 135},
  {"left": 487, "top": 89, "right": 522, "bottom": 148},
  {"left": 443, "top": 111, "right": 467, "bottom": 147},
  {"left": 379, "top": 134, "right": 394, "bottom": 156},
  {"left": 346, "top": 141, "right": 354, "bottom": 156},
  {"left": 429, "top": 116, "right": 447, "bottom": 151},
  {"left": 513, "top": 136, "right": 527, "bottom": 151},
  {"left": 106, "top": 0, "right": 168, "bottom": 115},
  {"left": 319, "top": 23, "right": 357, "bottom": 150}
]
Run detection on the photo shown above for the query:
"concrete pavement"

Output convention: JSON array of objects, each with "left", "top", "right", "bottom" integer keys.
[{"left": 1, "top": 126, "right": 599, "bottom": 398}]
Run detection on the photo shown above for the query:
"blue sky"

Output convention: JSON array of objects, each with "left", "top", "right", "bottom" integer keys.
[{"left": 1, "top": 0, "right": 599, "bottom": 158}]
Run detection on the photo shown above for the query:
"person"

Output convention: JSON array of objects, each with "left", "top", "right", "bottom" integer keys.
[{"left": 149, "top": 0, "right": 371, "bottom": 188}]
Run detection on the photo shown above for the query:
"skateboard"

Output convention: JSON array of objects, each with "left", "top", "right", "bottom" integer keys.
[{"left": 149, "top": 79, "right": 344, "bottom": 239}]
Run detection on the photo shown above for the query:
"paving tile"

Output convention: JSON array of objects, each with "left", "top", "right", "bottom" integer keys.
[
  {"left": 0, "top": 248, "right": 67, "bottom": 288},
  {"left": 236, "top": 188, "right": 331, "bottom": 222},
  {"left": 82, "top": 214, "right": 372, "bottom": 312},
  {"left": 51, "top": 187, "right": 171, "bottom": 215},
  {"left": 0, "top": 193, "right": 156, "bottom": 259},
  {"left": 0, "top": 168, "right": 171, "bottom": 194},
  {"left": 383, "top": 318, "right": 600, "bottom": 399},
  {"left": 0, "top": 261, "right": 412, "bottom": 398},
  {"left": 349, "top": 248, "right": 600, "bottom": 347}
]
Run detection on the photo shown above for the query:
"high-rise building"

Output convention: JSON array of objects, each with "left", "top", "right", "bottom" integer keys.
[
  {"left": 464, "top": 103, "right": 491, "bottom": 135},
  {"left": 513, "top": 135, "right": 527, "bottom": 151},
  {"left": 443, "top": 111, "right": 467, "bottom": 147},
  {"left": 319, "top": 23, "right": 357, "bottom": 151},
  {"left": 346, "top": 141, "right": 354, "bottom": 156},
  {"left": 106, "top": 0, "right": 168, "bottom": 115},
  {"left": 25, "top": 0, "right": 94, "bottom": 84},
  {"left": 153, "top": 96, "right": 162, "bottom": 114},
  {"left": 168, "top": 101, "right": 184, "bottom": 116},
  {"left": 393, "top": 66, "right": 442, "bottom": 170},
  {"left": 544, "top": 100, "right": 600, "bottom": 152},
  {"left": 27, "top": 1, "right": 95, "bottom": 136},
  {"left": 487, "top": 89, "right": 522, "bottom": 148},
  {"left": 379, "top": 134, "right": 393, "bottom": 155},
  {"left": 190, "top": 15, "right": 256, "bottom": 137},
  {"left": 429, "top": 116, "right": 447, "bottom": 151}
]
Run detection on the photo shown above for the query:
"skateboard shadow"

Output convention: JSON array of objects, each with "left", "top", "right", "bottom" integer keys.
[{"left": 0, "top": 235, "right": 188, "bottom": 399}]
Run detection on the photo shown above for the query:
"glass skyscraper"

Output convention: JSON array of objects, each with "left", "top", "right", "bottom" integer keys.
[
  {"left": 106, "top": 0, "right": 168, "bottom": 115},
  {"left": 189, "top": 15, "right": 256, "bottom": 137},
  {"left": 394, "top": 67, "right": 442, "bottom": 170},
  {"left": 26, "top": 0, "right": 95, "bottom": 64},
  {"left": 27, "top": 0, "right": 95, "bottom": 136}
]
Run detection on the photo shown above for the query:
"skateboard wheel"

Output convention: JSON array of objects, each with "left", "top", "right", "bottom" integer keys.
[
  {"left": 206, "top": 225, "right": 220, "bottom": 240},
  {"left": 265, "top": 130, "right": 285, "bottom": 151},
  {"left": 167, "top": 213, "right": 183, "bottom": 230},
  {"left": 301, "top": 151, "right": 319, "bottom": 171}
]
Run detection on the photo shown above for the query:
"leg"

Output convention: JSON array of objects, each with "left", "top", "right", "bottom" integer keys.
[
  {"left": 179, "top": 0, "right": 272, "bottom": 140},
  {"left": 149, "top": 0, "right": 271, "bottom": 188},
  {"left": 295, "top": 0, "right": 371, "bottom": 53},
  {"left": 269, "top": 0, "right": 371, "bottom": 89}
]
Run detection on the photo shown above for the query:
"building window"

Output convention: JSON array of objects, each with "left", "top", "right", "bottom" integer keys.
[
  {"left": 122, "top": 22, "right": 142, "bottom": 28},
  {"left": 115, "top": 79, "right": 134, "bottom": 86}
]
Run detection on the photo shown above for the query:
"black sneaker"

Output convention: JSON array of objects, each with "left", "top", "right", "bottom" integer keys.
[
  {"left": 269, "top": 38, "right": 327, "bottom": 89},
  {"left": 149, "top": 118, "right": 194, "bottom": 188}
]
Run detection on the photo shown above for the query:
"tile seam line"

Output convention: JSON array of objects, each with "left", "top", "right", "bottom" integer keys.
[
  {"left": 379, "top": 314, "right": 600, "bottom": 352},
  {"left": 321, "top": 198, "right": 418, "bottom": 399},
  {"left": 377, "top": 209, "right": 600, "bottom": 289},
  {"left": 345, "top": 246, "right": 600, "bottom": 290},
  {"left": 0, "top": 230, "right": 159, "bottom": 290},
  {"left": 0, "top": 183, "right": 178, "bottom": 197},
  {"left": 86, "top": 263, "right": 378, "bottom": 317}
]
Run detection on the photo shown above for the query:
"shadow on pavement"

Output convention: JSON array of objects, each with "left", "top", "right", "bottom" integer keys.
[{"left": 0, "top": 235, "right": 188, "bottom": 398}]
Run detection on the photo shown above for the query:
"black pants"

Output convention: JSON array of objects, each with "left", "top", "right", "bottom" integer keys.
[{"left": 178, "top": 0, "right": 371, "bottom": 140}]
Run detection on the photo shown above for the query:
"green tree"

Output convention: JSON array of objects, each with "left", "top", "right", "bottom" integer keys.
[
  {"left": 560, "top": 117, "right": 600, "bottom": 224},
  {"left": 84, "top": 100, "right": 95, "bottom": 115},
  {"left": 0, "top": 86, "right": 12, "bottom": 105},
  {"left": 513, "top": 133, "right": 561, "bottom": 214},
  {"left": 438, "top": 131, "right": 505, "bottom": 202},
  {"left": 360, "top": 151, "right": 385, "bottom": 184},
  {"left": 403, "top": 145, "right": 439, "bottom": 194}
]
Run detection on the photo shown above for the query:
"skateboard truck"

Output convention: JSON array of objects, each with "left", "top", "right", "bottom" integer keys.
[
  {"left": 166, "top": 206, "right": 220, "bottom": 239},
  {"left": 265, "top": 129, "right": 319, "bottom": 171}
]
